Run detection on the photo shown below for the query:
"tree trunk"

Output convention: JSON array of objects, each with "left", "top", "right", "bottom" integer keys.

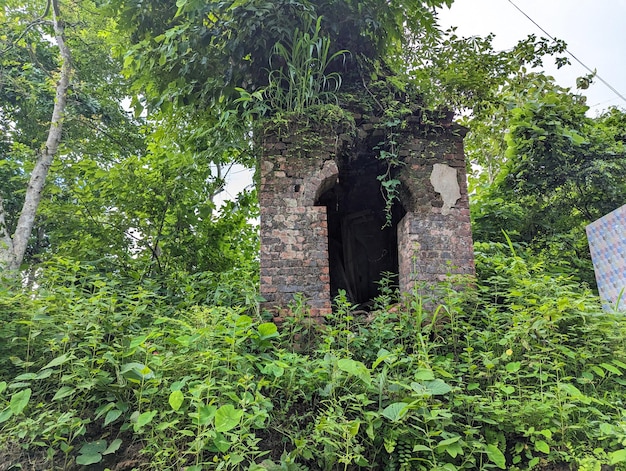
[{"left": 0, "top": 0, "right": 72, "bottom": 271}]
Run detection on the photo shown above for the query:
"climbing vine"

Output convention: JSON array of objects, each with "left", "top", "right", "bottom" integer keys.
[{"left": 375, "top": 117, "right": 406, "bottom": 228}]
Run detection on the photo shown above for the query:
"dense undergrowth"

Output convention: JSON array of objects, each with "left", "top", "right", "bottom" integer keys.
[{"left": 1, "top": 245, "right": 626, "bottom": 471}]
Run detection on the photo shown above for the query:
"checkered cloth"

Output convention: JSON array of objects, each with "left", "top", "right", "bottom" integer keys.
[{"left": 586, "top": 204, "right": 626, "bottom": 311}]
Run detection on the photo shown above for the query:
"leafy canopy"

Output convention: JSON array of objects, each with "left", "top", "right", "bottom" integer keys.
[{"left": 105, "top": 0, "right": 453, "bottom": 111}]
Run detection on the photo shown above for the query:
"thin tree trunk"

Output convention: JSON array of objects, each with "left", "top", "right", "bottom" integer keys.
[{"left": 2, "top": 0, "right": 72, "bottom": 271}]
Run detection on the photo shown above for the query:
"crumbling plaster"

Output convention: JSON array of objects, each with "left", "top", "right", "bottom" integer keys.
[{"left": 430, "top": 163, "right": 461, "bottom": 216}]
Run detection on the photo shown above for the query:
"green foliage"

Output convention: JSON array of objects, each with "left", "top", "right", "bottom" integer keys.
[
  {"left": 409, "top": 31, "right": 569, "bottom": 114},
  {"left": 106, "top": 0, "right": 453, "bottom": 110},
  {"left": 264, "top": 15, "right": 349, "bottom": 113},
  {"left": 374, "top": 116, "right": 406, "bottom": 228},
  {"left": 0, "top": 0, "right": 147, "bottom": 267},
  {"left": 470, "top": 82, "right": 626, "bottom": 286},
  {"left": 2, "top": 250, "right": 626, "bottom": 470},
  {"left": 4, "top": 1, "right": 626, "bottom": 470}
]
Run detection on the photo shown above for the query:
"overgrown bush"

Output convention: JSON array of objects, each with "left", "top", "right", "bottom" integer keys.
[{"left": 1, "top": 250, "right": 626, "bottom": 470}]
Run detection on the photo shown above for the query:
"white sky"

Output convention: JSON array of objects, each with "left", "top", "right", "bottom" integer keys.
[
  {"left": 219, "top": 0, "right": 626, "bottom": 204},
  {"left": 437, "top": 0, "right": 626, "bottom": 115}
]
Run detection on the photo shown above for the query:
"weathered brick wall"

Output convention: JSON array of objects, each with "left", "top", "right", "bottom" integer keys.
[
  {"left": 258, "top": 112, "right": 475, "bottom": 318},
  {"left": 258, "top": 126, "right": 347, "bottom": 319},
  {"left": 394, "top": 120, "right": 475, "bottom": 295}
]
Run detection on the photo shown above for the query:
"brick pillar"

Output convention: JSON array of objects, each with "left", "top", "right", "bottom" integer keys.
[
  {"left": 397, "top": 212, "right": 475, "bottom": 295},
  {"left": 258, "top": 127, "right": 347, "bottom": 320},
  {"left": 396, "top": 121, "right": 475, "bottom": 297}
]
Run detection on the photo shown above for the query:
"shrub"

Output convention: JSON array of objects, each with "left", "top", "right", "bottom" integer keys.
[{"left": 1, "top": 251, "right": 626, "bottom": 470}]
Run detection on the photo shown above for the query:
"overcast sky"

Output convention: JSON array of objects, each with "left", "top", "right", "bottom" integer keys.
[{"left": 437, "top": 0, "right": 626, "bottom": 115}]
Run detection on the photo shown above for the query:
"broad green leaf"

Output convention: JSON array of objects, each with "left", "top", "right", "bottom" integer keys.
[
  {"left": 103, "top": 439, "right": 122, "bottom": 455},
  {"left": 337, "top": 358, "right": 371, "bottom": 385},
  {"left": 213, "top": 433, "right": 231, "bottom": 452},
  {"left": 505, "top": 361, "right": 521, "bottom": 373},
  {"left": 0, "top": 408, "right": 13, "bottom": 423},
  {"left": 121, "top": 362, "right": 154, "bottom": 382},
  {"left": 413, "top": 444, "right": 431, "bottom": 452},
  {"left": 558, "top": 383, "right": 582, "bottom": 396},
  {"left": 414, "top": 368, "right": 435, "bottom": 381},
  {"left": 104, "top": 409, "right": 122, "bottom": 426},
  {"left": 424, "top": 379, "right": 452, "bottom": 395},
  {"left": 486, "top": 444, "right": 506, "bottom": 469},
  {"left": 76, "top": 440, "right": 107, "bottom": 465},
  {"left": 381, "top": 402, "right": 408, "bottom": 422},
  {"left": 264, "top": 363, "right": 285, "bottom": 378},
  {"left": 52, "top": 386, "right": 76, "bottom": 401},
  {"left": 257, "top": 322, "right": 278, "bottom": 339},
  {"left": 235, "top": 315, "right": 253, "bottom": 327},
  {"left": 371, "top": 348, "right": 396, "bottom": 369},
  {"left": 169, "top": 390, "right": 184, "bottom": 411},
  {"left": 9, "top": 388, "right": 31, "bottom": 415},
  {"left": 215, "top": 404, "right": 243, "bottom": 432},
  {"left": 76, "top": 453, "right": 102, "bottom": 465},
  {"left": 129, "top": 334, "right": 149, "bottom": 349},
  {"left": 134, "top": 410, "right": 157, "bottom": 430},
  {"left": 601, "top": 362, "right": 622, "bottom": 375},
  {"left": 195, "top": 404, "right": 217, "bottom": 426},
  {"left": 599, "top": 423, "right": 614, "bottom": 435},
  {"left": 534, "top": 440, "right": 550, "bottom": 454},
  {"left": 14, "top": 373, "right": 38, "bottom": 381},
  {"left": 591, "top": 366, "right": 605, "bottom": 378},
  {"left": 437, "top": 436, "right": 461, "bottom": 447},
  {"left": 558, "top": 383, "right": 591, "bottom": 404},
  {"left": 347, "top": 420, "right": 360, "bottom": 437},
  {"left": 609, "top": 449, "right": 626, "bottom": 465},
  {"left": 35, "top": 369, "right": 53, "bottom": 380},
  {"left": 79, "top": 440, "right": 107, "bottom": 455},
  {"left": 445, "top": 442, "right": 463, "bottom": 458},
  {"left": 41, "top": 353, "right": 72, "bottom": 370},
  {"left": 539, "top": 429, "right": 553, "bottom": 440},
  {"left": 0, "top": 381, "right": 6, "bottom": 395}
]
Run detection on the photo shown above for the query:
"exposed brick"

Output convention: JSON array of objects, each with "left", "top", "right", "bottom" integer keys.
[{"left": 259, "top": 112, "right": 475, "bottom": 318}]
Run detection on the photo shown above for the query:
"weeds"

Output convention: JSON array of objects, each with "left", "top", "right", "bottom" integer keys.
[{"left": 1, "top": 250, "right": 626, "bottom": 469}]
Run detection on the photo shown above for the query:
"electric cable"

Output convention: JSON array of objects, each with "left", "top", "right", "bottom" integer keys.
[{"left": 508, "top": 0, "right": 626, "bottom": 105}]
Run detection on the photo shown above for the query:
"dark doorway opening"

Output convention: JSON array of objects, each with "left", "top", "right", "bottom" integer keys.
[{"left": 316, "top": 157, "right": 406, "bottom": 308}]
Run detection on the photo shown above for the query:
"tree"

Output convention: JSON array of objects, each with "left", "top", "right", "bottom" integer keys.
[
  {"left": 0, "top": 0, "right": 151, "bottom": 273},
  {"left": 402, "top": 26, "right": 625, "bottom": 285},
  {"left": 471, "top": 81, "right": 626, "bottom": 284},
  {"left": 106, "top": 0, "right": 453, "bottom": 113},
  {"left": 0, "top": 0, "right": 72, "bottom": 270}
]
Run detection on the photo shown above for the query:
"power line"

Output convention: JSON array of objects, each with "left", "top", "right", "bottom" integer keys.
[{"left": 507, "top": 0, "right": 626, "bottom": 106}]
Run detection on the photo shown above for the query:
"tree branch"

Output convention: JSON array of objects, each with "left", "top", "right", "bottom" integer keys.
[{"left": 0, "top": 0, "right": 52, "bottom": 56}]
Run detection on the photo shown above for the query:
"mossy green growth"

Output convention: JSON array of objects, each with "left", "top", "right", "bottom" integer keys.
[
  {"left": 256, "top": 104, "right": 356, "bottom": 160},
  {"left": 259, "top": 104, "right": 355, "bottom": 137}
]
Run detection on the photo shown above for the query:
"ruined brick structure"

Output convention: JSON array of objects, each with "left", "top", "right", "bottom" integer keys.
[{"left": 259, "top": 109, "right": 475, "bottom": 320}]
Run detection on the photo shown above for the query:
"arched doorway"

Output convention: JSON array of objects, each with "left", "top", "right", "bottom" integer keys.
[{"left": 315, "top": 155, "right": 406, "bottom": 308}]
